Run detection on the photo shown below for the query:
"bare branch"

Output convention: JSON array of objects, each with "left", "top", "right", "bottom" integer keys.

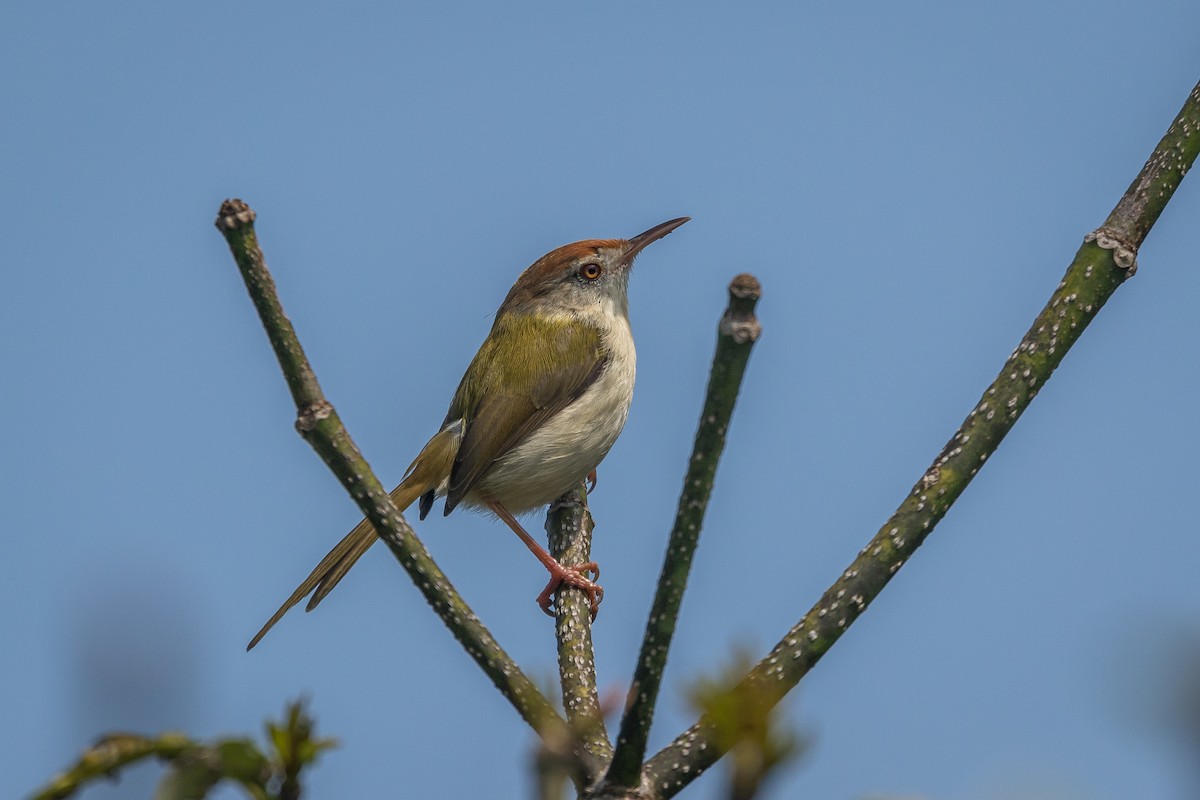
[
  {"left": 640, "top": 77, "right": 1200, "bottom": 799},
  {"left": 603, "top": 274, "right": 762, "bottom": 791},
  {"left": 548, "top": 484, "right": 612, "bottom": 768}
]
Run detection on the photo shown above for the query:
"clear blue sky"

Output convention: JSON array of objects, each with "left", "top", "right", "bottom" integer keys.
[{"left": 5, "top": 3, "right": 1200, "bottom": 798}]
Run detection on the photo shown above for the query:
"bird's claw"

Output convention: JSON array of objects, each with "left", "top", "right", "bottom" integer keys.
[
  {"left": 585, "top": 469, "right": 598, "bottom": 494},
  {"left": 537, "top": 561, "right": 603, "bottom": 620}
]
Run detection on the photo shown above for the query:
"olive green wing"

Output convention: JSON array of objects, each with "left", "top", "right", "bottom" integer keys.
[{"left": 442, "top": 314, "right": 607, "bottom": 513}]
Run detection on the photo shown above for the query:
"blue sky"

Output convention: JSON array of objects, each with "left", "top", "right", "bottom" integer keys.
[{"left": 5, "top": 3, "right": 1200, "bottom": 798}]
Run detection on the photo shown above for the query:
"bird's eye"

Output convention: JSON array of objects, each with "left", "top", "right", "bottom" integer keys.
[{"left": 580, "top": 263, "right": 602, "bottom": 281}]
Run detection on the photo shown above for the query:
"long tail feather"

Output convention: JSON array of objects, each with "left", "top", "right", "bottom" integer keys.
[
  {"left": 247, "top": 422, "right": 462, "bottom": 651},
  {"left": 305, "top": 519, "right": 377, "bottom": 611},
  {"left": 246, "top": 479, "right": 427, "bottom": 650}
]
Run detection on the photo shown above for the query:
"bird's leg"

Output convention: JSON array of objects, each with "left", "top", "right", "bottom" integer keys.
[
  {"left": 586, "top": 469, "right": 598, "bottom": 494},
  {"left": 486, "top": 500, "right": 604, "bottom": 618}
]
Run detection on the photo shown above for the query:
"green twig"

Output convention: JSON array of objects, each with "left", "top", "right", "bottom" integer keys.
[
  {"left": 268, "top": 700, "right": 336, "bottom": 800},
  {"left": 639, "top": 77, "right": 1200, "bottom": 799},
  {"left": 29, "top": 700, "right": 329, "bottom": 800},
  {"left": 31, "top": 732, "right": 195, "bottom": 800},
  {"left": 214, "top": 201, "right": 568, "bottom": 743},
  {"left": 548, "top": 484, "right": 612, "bottom": 769},
  {"left": 603, "top": 274, "right": 762, "bottom": 790}
]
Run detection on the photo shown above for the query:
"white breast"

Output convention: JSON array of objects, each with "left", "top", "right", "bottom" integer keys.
[{"left": 476, "top": 312, "right": 636, "bottom": 514}]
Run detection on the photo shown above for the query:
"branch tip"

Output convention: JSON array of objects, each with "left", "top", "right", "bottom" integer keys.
[
  {"left": 728, "top": 272, "right": 761, "bottom": 300},
  {"left": 720, "top": 273, "right": 762, "bottom": 344},
  {"left": 215, "top": 198, "right": 256, "bottom": 232}
]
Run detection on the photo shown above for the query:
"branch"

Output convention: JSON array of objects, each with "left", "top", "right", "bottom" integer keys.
[
  {"left": 214, "top": 201, "right": 569, "bottom": 744},
  {"left": 32, "top": 732, "right": 195, "bottom": 800},
  {"left": 1104, "top": 81, "right": 1200, "bottom": 248},
  {"left": 603, "top": 275, "right": 763, "bottom": 791},
  {"left": 640, "top": 78, "right": 1200, "bottom": 798},
  {"left": 548, "top": 484, "right": 612, "bottom": 767},
  {"left": 30, "top": 700, "right": 331, "bottom": 800}
]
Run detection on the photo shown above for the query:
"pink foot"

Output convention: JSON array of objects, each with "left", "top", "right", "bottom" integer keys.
[{"left": 537, "top": 561, "right": 604, "bottom": 619}]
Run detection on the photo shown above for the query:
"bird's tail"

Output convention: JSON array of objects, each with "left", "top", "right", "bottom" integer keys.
[
  {"left": 246, "top": 477, "right": 429, "bottom": 651},
  {"left": 247, "top": 421, "right": 463, "bottom": 651}
]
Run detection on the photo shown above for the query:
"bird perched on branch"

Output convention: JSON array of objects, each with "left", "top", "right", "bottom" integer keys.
[{"left": 249, "top": 217, "right": 689, "bottom": 649}]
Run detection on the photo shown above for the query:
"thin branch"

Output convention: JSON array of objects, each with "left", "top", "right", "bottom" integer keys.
[
  {"left": 640, "top": 78, "right": 1200, "bottom": 798},
  {"left": 603, "top": 275, "right": 763, "bottom": 791},
  {"left": 31, "top": 732, "right": 195, "bottom": 800},
  {"left": 1104, "top": 81, "right": 1200, "bottom": 248},
  {"left": 32, "top": 699, "right": 331, "bottom": 800},
  {"left": 548, "top": 484, "right": 612, "bottom": 766},
  {"left": 214, "top": 200, "right": 570, "bottom": 745}
]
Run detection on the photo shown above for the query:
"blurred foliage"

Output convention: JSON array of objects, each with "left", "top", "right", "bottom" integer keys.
[
  {"left": 690, "top": 653, "right": 805, "bottom": 800},
  {"left": 30, "top": 699, "right": 335, "bottom": 800},
  {"left": 534, "top": 740, "right": 572, "bottom": 800}
]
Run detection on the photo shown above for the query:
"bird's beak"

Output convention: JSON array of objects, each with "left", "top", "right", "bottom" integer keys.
[{"left": 622, "top": 217, "right": 690, "bottom": 265}]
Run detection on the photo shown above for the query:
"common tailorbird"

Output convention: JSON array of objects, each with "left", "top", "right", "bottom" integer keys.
[{"left": 248, "top": 217, "right": 690, "bottom": 649}]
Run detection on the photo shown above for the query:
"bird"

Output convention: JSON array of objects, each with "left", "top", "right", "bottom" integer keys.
[{"left": 248, "top": 217, "right": 690, "bottom": 649}]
